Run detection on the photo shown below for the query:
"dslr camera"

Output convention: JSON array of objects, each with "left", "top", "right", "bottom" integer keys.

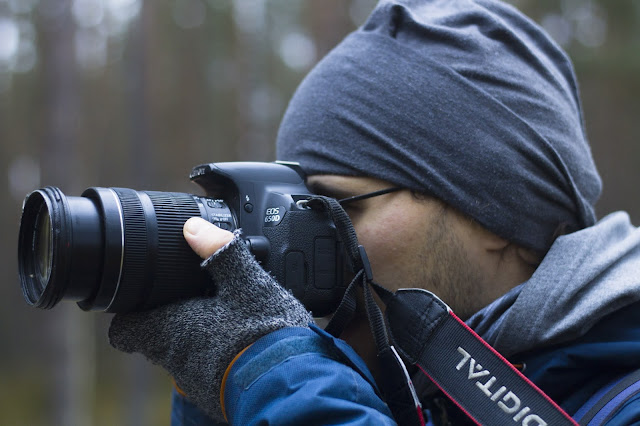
[{"left": 18, "top": 162, "right": 345, "bottom": 316}]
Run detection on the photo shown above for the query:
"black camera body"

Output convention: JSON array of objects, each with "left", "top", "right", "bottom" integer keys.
[
  {"left": 18, "top": 162, "right": 345, "bottom": 316},
  {"left": 190, "top": 162, "right": 345, "bottom": 315}
]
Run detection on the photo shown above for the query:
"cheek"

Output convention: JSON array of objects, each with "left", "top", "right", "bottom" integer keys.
[{"left": 354, "top": 207, "right": 422, "bottom": 288}]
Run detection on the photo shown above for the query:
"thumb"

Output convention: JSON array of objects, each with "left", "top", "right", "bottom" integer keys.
[{"left": 183, "top": 217, "right": 234, "bottom": 259}]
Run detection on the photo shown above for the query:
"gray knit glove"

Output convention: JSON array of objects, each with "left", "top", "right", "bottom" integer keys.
[{"left": 109, "top": 230, "right": 313, "bottom": 422}]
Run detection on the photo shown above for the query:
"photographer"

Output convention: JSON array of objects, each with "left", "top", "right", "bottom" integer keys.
[{"left": 109, "top": 0, "right": 640, "bottom": 425}]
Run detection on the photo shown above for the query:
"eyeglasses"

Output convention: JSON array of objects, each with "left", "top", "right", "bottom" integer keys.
[{"left": 338, "top": 187, "right": 403, "bottom": 206}]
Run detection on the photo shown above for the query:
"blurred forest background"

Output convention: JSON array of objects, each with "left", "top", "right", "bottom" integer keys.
[{"left": 0, "top": 0, "right": 638, "bottom": 425}]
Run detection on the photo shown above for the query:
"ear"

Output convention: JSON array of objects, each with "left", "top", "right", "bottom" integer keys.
[
  {"left": 482, "top": 230, "right": 541, "bottom": 267},
  {"left": 465, "top": 218, "right": 510, "bottom": 252},
  {"left": 516, "top": 246, "right": 543, "bottom": 267},
  {"left": 448, "top": 208, "right": 510, "bottom": 252},
  {"left": 482, "top": 231, "right": 510, "bottom": 252}
]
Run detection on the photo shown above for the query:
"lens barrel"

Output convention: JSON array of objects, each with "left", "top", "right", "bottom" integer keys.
[{"left": 18, "top": 186, "right": 236, "bottom": 312}]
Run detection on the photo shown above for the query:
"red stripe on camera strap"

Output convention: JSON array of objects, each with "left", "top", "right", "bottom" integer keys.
[{"left": 385, "top": 289, "right": 579, "bottom": 426}]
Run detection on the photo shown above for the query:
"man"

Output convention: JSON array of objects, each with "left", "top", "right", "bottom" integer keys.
[{"left": 110, "top": 0, "right": 640, "bottom": 424}]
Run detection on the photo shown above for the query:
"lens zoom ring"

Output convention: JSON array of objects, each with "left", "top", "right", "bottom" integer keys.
[
  {"left": 145, "top": 191, "right": 205, "bottom": 307},
  {"left": 112, "top": 188, "right": 148, "bottom": 309}
]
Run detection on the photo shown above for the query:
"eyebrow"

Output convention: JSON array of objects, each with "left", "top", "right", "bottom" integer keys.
[{"left": 306, "top": 181, "right": 356, "bottom": 201}]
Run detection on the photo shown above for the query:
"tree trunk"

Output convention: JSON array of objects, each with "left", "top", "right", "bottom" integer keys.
[{"left": 38, "top": 1, "right": 95, "bottom": 425}]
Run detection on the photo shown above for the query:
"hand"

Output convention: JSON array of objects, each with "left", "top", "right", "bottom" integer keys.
[{"left": 109, "top": 218, "right": 312, "bottom": 421}]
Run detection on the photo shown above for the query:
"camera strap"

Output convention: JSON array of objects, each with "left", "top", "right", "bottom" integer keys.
[
  {"left": 307, "top": 195, "right": 578, "bottom": 426},
  {"left": 385, "top": 289, "right": 579, "bottom": 426},
  {"left": 307, "top": 195, "right": 426, "bottom": 426}
]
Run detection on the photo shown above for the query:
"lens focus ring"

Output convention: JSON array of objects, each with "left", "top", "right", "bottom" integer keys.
[{"left": 105, "top": 188, "right": 150, "bottom": 312}]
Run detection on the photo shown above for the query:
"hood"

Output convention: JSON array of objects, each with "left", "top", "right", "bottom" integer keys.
[
  {"left": 468, "top": 211, "right": 640, "bottom": 358},
  {"left": 466, "top": 212, "right": 640, "bottom": 410}
]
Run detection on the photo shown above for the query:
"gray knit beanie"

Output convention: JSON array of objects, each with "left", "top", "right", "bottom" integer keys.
[{"left": 276, "top": 0, "right": 602, "bottom": 252}]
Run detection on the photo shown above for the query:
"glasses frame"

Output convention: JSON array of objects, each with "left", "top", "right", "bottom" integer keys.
[{"left": 338, "top": 187, "right": 403, "bottom": 206}]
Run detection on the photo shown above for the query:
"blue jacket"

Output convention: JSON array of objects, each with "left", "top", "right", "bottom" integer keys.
[
  {"left": 170, "top": 314, "right": 640, "bottom": 425},
  {"left": 519, "top": 302, "right": 640, "bottom": 425},
  {"left": 170, "top": 318, "right": 640, "bottom": 425},
  {"left": 171, "top": 325, "right": 396, "bottom": 425}
]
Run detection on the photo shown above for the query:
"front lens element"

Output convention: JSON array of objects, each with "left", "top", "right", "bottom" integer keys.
[
  {"left": 18, "top": 188, "right": 70, "bottom": 309},
  {"left": 34, "top": 205, "right": 53, "bottom": 285}
]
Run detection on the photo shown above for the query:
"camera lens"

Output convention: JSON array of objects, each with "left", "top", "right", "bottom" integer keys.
[
  {"left": 18, "top": 186, "right": 236, "bottom": 312},
  {"left": 34, "top": 205, "right": 52, "bottom": 285}
]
